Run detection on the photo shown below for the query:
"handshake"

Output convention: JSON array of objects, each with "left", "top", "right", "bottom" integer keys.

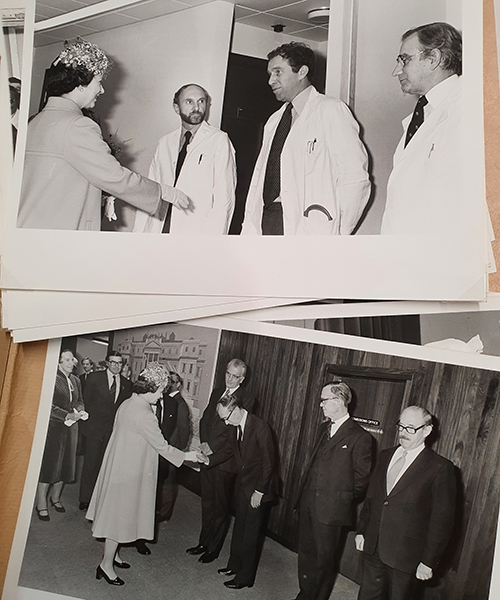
[{"left": 184, "top": 442, "right": 213, "bottom": 465}]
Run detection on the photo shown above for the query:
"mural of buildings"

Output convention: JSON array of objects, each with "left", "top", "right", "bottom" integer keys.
[{"left": 116, "top": 331, "right": 208, "bottom": 413}]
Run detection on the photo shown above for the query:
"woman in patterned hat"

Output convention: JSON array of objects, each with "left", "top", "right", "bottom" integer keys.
[
  {"left": 86, "top": 362, "right": 202, "bottom": 586},
  {"left": 17, "top": 38, "right": 189, "bottom": 231}
]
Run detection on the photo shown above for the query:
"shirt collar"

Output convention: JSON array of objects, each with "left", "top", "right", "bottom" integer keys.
[
  {"left": 291, "top": 85, "right": 313, "bottom": 116},
  {"left": 331, "top": 412, "right": 350, "bottom": 427},
  {"left": 397, "top": 442, "right": 425, "bottom": 459},
  {"left": 238, "top": 408, "right": 248, "bottom": 433},
  {"left": 423, "top": 74, "right": 459, "bottom": 112}
]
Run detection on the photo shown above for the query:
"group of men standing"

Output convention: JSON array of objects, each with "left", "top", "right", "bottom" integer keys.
[
  {"left": 133, "top": 21, "right": 462, "bottom": 237},
  {"left": 77, "top": 350, "right": 456, "bottom": 600}
]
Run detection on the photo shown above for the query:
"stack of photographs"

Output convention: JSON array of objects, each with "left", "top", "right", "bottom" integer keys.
[{"left": 1, "top": 1, "right": 500, "bottom": 599}]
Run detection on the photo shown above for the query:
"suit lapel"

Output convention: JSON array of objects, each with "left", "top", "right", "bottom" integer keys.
[{"left": 387, "top": 447, "right": 432, "bottom": 496}]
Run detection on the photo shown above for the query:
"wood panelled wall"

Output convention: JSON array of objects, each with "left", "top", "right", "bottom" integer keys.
[{"left": 211, "top": 330, "right": 500, "bottom": 600}]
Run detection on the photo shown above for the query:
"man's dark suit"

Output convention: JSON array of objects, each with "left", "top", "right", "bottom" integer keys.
[
  {"left": 79, "top": 370, "right": 132, "bottom": 504},
  {"left": 357, "top": 446, "right": 457, "bottom": 600},
  {"left": 79, "top": 370, "right": 93, "bottom": 392},
  {"left": 296, "top": 418, "right": 373, "bottom": 600},
  {"left": 197, "top": 386, "right": 254, "bottom": 557},
  {"left": 156, "top": 390, "right": 191, "bottom": 520},
  {"left": 226, "top": 412, "right": 276, "bottom": 586}
]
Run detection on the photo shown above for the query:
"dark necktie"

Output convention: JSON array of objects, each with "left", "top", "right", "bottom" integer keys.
[
  {"left": 155, "top": 400, "right": 162, "bottom": 425},
  {"left": 237, "top": 425, "right": 243, "bottom": 445},
  {"left": 174, "top": 130, "right": 192, "bottom": 185},
  {"left": 110, "top": 375, "right": 117, "bottom": 400},
  {"left": 404, "top": 95, "right": 428, "bottom": 147},
  {"left": 263, "top": 103, "right": 293, "bottom": 207},
  {"left": 162, "top": 131, "right": 192, "bottom": 234}
]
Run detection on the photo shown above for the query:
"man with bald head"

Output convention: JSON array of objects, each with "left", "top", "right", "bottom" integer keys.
[
  {"left": 134, "top": 83, "right": 236, "bottom": 234},
  {"left": 293, "top": 382, "right": 373, "bottom": 600},
  {"left": 355, "top": 405, "right": 457, "bottom": 600}
]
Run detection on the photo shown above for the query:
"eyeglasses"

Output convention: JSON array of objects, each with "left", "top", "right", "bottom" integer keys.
[
  {"left": 395, "top": 49, "right": 426, "bottom": 67},
  {"left": 396, "top": 422, "right": 428, "bottom": 435},
  {"left": 108, "top": 360, "right": 123, "bottom": 366},
  {"left": 226, "top": 370, "right": 243, "bottom": 380}
]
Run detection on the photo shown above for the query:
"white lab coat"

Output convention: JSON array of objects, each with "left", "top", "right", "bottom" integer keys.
[
  {"left": 241, "top": 87, "right": 370, "bottom": 235},
  {"left": 134, "top": 121, "right": 236, "bottom": 234},
  {"left": 381, "top": 75, "right": 464, "bottom": 234}
]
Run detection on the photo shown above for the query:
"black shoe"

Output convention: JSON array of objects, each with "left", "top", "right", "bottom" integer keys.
[
  {"left": 96, "top": 565, "right": 124, "bottom": 586},
  {"left": 135, "top": 541, "right": 151, "bottom": 555},
  {"left": 50, "top": 498, "right": 66, "bottom": 513},
  {"left": 36, "top": 508, "right": 50, "bottom": 522},
  {"left": 224, "top": 579, "right": 253, "bottom": 589},
  {"left": 199, "top": 551, "right": 217, "bottom": 563},
  {"left": 218, "top": 568, "right": 236, "bottom": 576},
  {"left": 186, "top": 544, "right": 207, "bottom": 555},
  {"left": 114, "top": 560, "right": 131, "bottom": 569},
  {"left": 79, "top": 502, "right": 89, "bottom": 511}
]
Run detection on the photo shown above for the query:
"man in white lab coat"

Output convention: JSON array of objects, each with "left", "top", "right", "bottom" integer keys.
[
  {"left": 381, "top": 22, "right": 464, "bottom": 235},
  {"left": 242, "top": 42, "right": 370, "bottom": 236},
  {"left": 134, "top": 84, "right": 236, "bottom": 234}
]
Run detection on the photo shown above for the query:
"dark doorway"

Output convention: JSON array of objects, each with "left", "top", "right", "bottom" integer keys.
[{"left": 221, "top": 53, "right": 281, "bottom": 234}]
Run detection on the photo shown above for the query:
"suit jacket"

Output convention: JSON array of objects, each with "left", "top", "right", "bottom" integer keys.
[
  {"left": 159, "top": 390, "right": 191, "bottom": 452},
  {"left": 298, "top": 418, "right": 373, "bottom": 526},
  {"left": 232, "top": 413, "right": 276, "bottom": 503},
  {"left": 17, "top": 96, "right": 160, "bottom": 231},
  {"left": 79, "top": 371, "right": 94, "bottom": 392},
  {"left": 242, "top": 86, "right": 370, "bottom": 235},
  {"left": 80, "top": 370, "right": 133, "bottom": 442},
  {"left": 358, "top": 445, "right": 457, "bottom": 573},
  {"left": 199, "top": 386, "right": 255, "bottom": 473}
]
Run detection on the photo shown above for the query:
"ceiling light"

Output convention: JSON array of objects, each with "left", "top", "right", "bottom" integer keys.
[{"left": 308, "top": 7, "right": 330, "bottom": 24}]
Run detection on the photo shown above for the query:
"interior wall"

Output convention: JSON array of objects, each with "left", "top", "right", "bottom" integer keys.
[
  {"left": 353, "top": 0, "right": 451, "bottom": 234},
  {"left": 216, "top": 328, "right": 500, "bottom": 600},
  {"left": 30, "top": 1, "right": 235, "bottom": 229},
  {"left": 231, "top": 22, "right": 327, "bottom": 63}
]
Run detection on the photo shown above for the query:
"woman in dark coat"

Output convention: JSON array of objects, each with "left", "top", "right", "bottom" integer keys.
[{"left": 35, "top": 349, "right": 85, "bottom": 520}]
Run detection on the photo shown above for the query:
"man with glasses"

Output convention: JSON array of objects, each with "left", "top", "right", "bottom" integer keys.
[
  {"left": 79, "top": 351, "right": 132, "bottom": 512},
  {"left": 186, "top": 358, "right": 255, "bottom": 563},
  {"left": 355, "top": 405, "right": 457, "bottom": 600},
  {"left": 293, "top": 381, "right": 373, "bottom": 600},
  {"left": 381, "top": 22, "right": 464, "bottom": 234}
]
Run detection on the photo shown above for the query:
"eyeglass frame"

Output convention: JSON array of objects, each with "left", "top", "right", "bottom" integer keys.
[
  {"left": 396, "top": 422, "right": 429, "bottom": 435},
  {"left": 395, "top": 49, "right": 426, "bottom": 67}
]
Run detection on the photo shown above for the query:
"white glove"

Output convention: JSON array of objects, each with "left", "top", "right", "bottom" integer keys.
[{"left": 104, "top": 196, "right": 117, "bottom": 221}]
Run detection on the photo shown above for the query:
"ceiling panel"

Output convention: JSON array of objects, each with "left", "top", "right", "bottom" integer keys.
[{"left": 34, "top": 0, "right": 329, "bottom": 43}]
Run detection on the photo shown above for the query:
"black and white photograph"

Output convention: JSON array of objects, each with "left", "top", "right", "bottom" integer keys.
[
  {"left": 0, "top": 0, "right": 488, "bottom": 299},
  {"left": 4, "top": 316, "right": 500, "bottom": 600}
]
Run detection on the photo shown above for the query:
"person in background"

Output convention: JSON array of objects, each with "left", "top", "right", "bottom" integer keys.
[
  {"left": 79, "top": 351, "right": 132, "bottom": 510},
  {"left": 35, "top": 349, "right": 86, "bottom": 521}
]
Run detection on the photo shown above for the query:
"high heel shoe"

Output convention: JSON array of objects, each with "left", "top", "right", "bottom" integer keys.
[
  {"left": 49, "top": 498, "right": 66, "bottom": 513},
  {"left": 96, "top": 565, "right": 125, "bottom": 585},
  {"left": 114, "top": 560, "right": 131, "bottom": 569},
  {"left": 36, "top": 508, "right": 50, "bottom": 521}
]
